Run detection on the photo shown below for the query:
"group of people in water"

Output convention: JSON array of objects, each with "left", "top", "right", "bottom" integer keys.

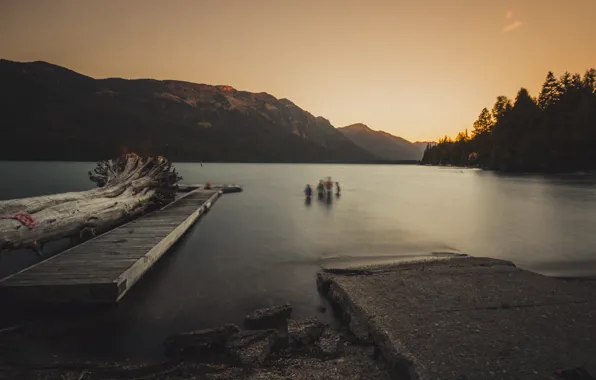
[{"left": 304, "top": 177, "right": 340, "bottom": 199}]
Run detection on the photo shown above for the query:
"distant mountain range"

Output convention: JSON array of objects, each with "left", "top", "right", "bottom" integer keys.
[
  {"left": 0, "top": 59, "right": 426, "bottom": 162},
  {"left": 338, "top": 124, "right": 426, "bottom": 161}
]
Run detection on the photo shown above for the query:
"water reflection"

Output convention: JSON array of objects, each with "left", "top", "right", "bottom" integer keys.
[{"left": 2, "top": 162, "right": 596, "bottom": 360}]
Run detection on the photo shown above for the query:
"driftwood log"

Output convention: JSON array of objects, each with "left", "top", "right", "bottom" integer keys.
[{"left": 0, "top": 153, "right": 182, "bottom": 255}]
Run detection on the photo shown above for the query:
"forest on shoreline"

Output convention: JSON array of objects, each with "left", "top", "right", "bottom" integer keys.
[{"left": 422, "top": 69, "right": 596, "bottom": 172}]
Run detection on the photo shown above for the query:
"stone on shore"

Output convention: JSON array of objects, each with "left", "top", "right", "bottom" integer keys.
[
  {"left": 5, "top": 315, "right": 392, "bottom": 380},
  {"left": 245, "top": 304, "right": 293, "bottom": 348},
  {"left": 317, "top": 256, "right": 596, "bottom": 380},
  {"left": 288, "top": 317, "right": 325, "bottom": 347},
  {"left": 244, "top": 304, "right": 293, "bottom": 330},
  {"left": 318, "top": 330, "right": 341, "bottom": 356},
  {"left": 227, "top": 329, "right": 277, "bottom": 366},
  {"left": 164, "top": 324, "right": 240, "bottom": 360}
]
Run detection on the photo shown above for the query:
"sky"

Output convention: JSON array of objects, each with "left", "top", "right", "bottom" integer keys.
[{"left": 1, "top": 0, "right": 596, "bottom": 142}]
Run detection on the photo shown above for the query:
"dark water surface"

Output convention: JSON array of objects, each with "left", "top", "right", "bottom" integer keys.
[{"left": 1, "top": 162, "right": 596, "bottom": 361}]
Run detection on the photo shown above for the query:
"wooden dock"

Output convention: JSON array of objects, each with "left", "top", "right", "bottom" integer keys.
[{"left": 0, "top": 189, "right": 227, "bottom": 305}]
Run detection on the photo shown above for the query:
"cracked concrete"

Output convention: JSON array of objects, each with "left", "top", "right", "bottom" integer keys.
[{"left": 317, "top": 256, "right": 596, "bottom": 380}]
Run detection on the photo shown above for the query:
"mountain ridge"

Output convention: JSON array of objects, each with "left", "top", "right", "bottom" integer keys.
[
  {"left": 0, "top": 59, "right": 381, "bottom": 163},
  {"left": 338, "top": 123, "right": 423, "bottom": 160}
]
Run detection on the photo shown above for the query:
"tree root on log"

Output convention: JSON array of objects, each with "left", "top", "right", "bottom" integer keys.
[{"left": 0, "top": 153, "right": 182, "bottom": 255}]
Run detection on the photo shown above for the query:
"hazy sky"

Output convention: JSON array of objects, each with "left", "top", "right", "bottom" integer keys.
[{"left": 1, "top": 0, "right": 595, "bottom": 141}]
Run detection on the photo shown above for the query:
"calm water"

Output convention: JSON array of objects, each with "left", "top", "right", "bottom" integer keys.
[{"left": 1, "top": 162, "right": 596, "bottom": 361}]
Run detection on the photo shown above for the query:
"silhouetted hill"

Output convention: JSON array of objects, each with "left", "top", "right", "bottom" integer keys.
[
  {"left": 337, "top": 123, "right": 422, "bottom": 160},
  {"left": 0, "top": 59, "right": 377, "bottom": 162}
]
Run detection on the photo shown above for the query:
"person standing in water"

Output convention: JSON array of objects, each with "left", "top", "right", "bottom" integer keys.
[
  {"left": 335, "top": 181, "right": 341, "bottom": 195},
  {"left": 317, "top": 181, "right": 325, "bottom": 198},
  {"left": 304, "top": 184, "right": 312, "bottom": 198},
  {"left": 325, "top": 177, "right": 333, "bottom": 194}
]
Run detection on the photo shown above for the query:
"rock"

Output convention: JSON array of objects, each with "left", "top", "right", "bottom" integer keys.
[
  {"left": 163, "top": 324, "right": 240, "bottom": 360},
  {"left": 228, "top": 330, "right": 276, "bottom": 366},
  {"left": 244, "top": 304, "right": 293, "bottom": 330},
  {"left": 318, "top": 330, "right": 341, "bottom": 355},
  {"left": 245, "top": 305, "right": 293, "bottom": 349},
  {"left": 288, "top": 317, "right": 325, "bottom": 347},
  {"left": 228, "top": 330, "right": 275, "bottom": 349}
]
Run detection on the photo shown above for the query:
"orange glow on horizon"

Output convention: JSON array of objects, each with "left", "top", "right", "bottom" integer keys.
[{"left": 1, "top": 0, "right": 595, "bottom": 142}]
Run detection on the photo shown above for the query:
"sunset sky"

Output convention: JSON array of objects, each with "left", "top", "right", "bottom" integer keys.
[{"left": 1, "top": 0, "right": 595, "bottom": 141}]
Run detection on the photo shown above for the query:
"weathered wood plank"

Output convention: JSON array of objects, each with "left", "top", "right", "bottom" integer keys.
[
  {"left": 19, "top": 265, "right": 136, "bottom": 274},
  {"left": 20, "top": 261, "right": 139, "bottom": 271},
  {"left": 106, "top": 229, "right": 178, "bottom": 236},
  {"left": 114, "top": 191, "right": 221, "bottom": 301},
  {"left": 8, "top": 275, "right": 120, "bottom": 282},
  {"left": 3, "top": 278, "right": 115, "bottom": 285},
  {"left": 0, "top": 189, "right": 224, "bottom": 304}
]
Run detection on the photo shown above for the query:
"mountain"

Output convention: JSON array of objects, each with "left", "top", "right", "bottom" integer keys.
[
  {"left": 337, "top": 123, "right": 422, "bottom": 160},
  {"left": 0, "top": 59, "right": 377, "bottom": 162}
]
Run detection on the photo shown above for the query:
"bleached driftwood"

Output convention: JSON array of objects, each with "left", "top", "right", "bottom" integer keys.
[{"left": 0, "top": 153, "right": 182, "bottom": 255}]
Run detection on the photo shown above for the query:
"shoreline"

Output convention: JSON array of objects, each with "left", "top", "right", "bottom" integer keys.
[
  {"left": 0, "top": 159, "right": 421, "bottom": 165},
  {"left": 421, "top": 163, "right": 596, "bottom": 176},
  {"left": 0, "top": 308, "right": 391, "bottom": 380},
  {"left": 3, "top": 256, "right": 596, "bottom": 379}
]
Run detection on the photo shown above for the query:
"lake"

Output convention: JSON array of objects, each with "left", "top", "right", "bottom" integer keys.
[{"left": 1, "top": 162, "right": 596, "bottom": 361}]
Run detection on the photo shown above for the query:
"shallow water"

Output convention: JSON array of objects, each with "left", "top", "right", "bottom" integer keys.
[{"left": 1, "top": 162, "right": 595, "bottom": 360}]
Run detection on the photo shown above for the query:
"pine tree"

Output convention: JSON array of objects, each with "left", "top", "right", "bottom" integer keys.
[
  {"left": 472, "top": 108, "right": 493, "bottom": 137},
  {"left": 582, "top": 69, "right": 596, "bottom": 92},
  {"left": 422, "top": 144, "right": 431, "bottom": 164},
  {"left": 513, "top": 88, "right": 537, "bottom": 109},
  {"left": 492, "top": 96, "right": 512, "bottom": 122},
  {"left": 455, "top": 130, "right": 469, "bottom": 142},
  {"left": 571, "top": 73, "right": 583, "bottom": 90},
  {"left": 559, "top": 71, "right": 572, "bottom": 95},
  {"left": 573, "top": 92, "right": 595, "bottom": 167},
  {"left": 537, "top": 71, "right": 561, "bottom": 110},
  {"left": 424, "top": 68, "right": 596, "bottom": 172}
]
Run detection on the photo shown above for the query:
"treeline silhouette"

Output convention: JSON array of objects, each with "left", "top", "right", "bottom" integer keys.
[{"left": 422, "top": 69, "right": 596, "bottom": 172}]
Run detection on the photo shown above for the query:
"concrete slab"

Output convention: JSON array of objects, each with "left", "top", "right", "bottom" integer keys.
[{"left": 317, "top": 256, "right": 596, "bottom": 380}]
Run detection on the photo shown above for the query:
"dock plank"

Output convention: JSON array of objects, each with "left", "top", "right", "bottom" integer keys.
[{"left": 0, "top": 189, "right": 223, "bottom": 304}]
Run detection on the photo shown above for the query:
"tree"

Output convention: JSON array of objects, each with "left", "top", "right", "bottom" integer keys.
[
  {"left": 559, "top": 71, "right": 572, "bottom": 97},
  {"left": 489, "top": 96, "right": 513, "bottom": 169},
  {"left": 582, "top": 69, "right": 596, "bottom": 92},
  {"left": 472, "top": 108, "right": 493, "bottom": 137},
  {"left": 492, "top": 96, "right": 512, "bottom": 122},
  {"left": 424, "top": 68, "right": 596, "bottom": 173},
  {"left": 570, "top": 73, "right": 583, "bottom": 91},
  {"left": 509, "top": 88, "right": 541, "bottom": 170},
  {"left": 573, "top": 92, "right": 596, "bottom": 167},
  {"left": 439, "top": 135, "right": 453, "bottom": 144},
  {"left": 537, "top": 71, "right": 561, "bottom": 110},
  {"left": 455, "top": 129, "right": 469, "bottom": 143}
]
